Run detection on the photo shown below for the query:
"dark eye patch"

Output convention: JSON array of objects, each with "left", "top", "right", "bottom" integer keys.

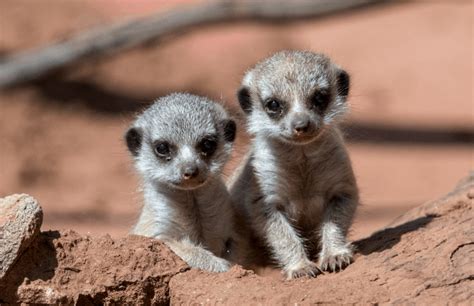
[
  {"left": 310, "top": 89, "right": 332, "bottom": 113},
  {"left": 266, "top": 100, "right": 281, "bottom": 112},
  {"left": 198, "top": 135, "right": 218, "bottom": 157},
  {"left": 152, "top": 140, "right": 172, "bottom": 160},
  {"left": 263, "top": 98, "right": 285, "bottom": 119}
]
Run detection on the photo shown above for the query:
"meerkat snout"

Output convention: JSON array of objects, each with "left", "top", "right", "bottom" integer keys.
[
  {"left": 175, "top": 155, "right": 202, "bottom": 187},
  {"left": 182, "top": 164, "right": 198, "bottom": 180},
  {"left": 281, "top": 107, "right": 324, "bottom": 144},
  {"left": 291, "top": 113, "right": 310, "bottom": 134}
]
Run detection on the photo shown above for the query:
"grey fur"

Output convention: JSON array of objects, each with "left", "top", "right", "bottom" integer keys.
[
  {"left": 126, "top": 93, "right": 237, "bottom": 272},
  {"left": 230, "top": 51, "right": 358, "bottom": 279}
]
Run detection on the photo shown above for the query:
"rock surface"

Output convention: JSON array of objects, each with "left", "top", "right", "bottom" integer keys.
[
  {"left": 169, "top": 174, "right": 473, "bottom": 304},
  {"left": 0, "top": 194, "right": 43, "bottom": 280},
  {"left": 0, "top": 175, "right": 472, "bottom": 304},
  {"left": 0, "top": 231, "right": 188, "bottom": 304}
]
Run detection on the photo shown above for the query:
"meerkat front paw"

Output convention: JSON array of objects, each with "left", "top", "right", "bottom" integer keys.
[
  {"left": 285, "top": 260, "right": 322, "bottom": 280},
  {"left": 208, "top": 257, "right": 232, "bottom": 273},
  {"left": 318, "top": 247, "right": 353, "bottom": 272}
]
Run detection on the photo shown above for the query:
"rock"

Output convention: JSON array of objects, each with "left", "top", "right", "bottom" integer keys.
[
  {"left": 0, "top": 194, "right": 43, "bottom": 281},
  {"left": 388, "top": 171, "right": 473, "bottom": 227},
  {"left": 0, "top": 230, "right": 188, "bottom": 304},
  {"left": 1, "top": 174, "right": 472, "bottom": 304},
  {"left": 169, "top": 175, "right": 473, "bottom": 304}
]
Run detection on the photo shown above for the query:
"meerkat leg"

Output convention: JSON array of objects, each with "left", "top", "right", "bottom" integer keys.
[
  {"left": 318, "top": 193, "right": 357, "bottom": 272},
  {"left": 261, "top": 207, "right": 321, "bottom": 279},
  {"left": 165, "top": 238, "right": 231, "bottom": 273}
]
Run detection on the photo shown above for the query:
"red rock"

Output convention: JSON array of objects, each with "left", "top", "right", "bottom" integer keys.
[
  {"left": 169, "top": 175, "right": 473, "bottom": 304},
  {"left": 1, "top": 175, "right": 472, "bottom": 304},
  {"left": 0, "top": 194, "right": 43, "bottom": 281},
  {"left": 0, "top": 231, "right": 188, "bottom": 304}
]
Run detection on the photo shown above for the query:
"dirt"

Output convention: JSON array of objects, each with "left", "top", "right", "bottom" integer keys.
[
  {"left": 0, "top": 231, "right": 188, "bottom": 304},
  {"left": 169, "top": 176, "right": 474, "bottom": 304},
  {"left": 0, "top": 175, "right": 471, "bottom": 304}
]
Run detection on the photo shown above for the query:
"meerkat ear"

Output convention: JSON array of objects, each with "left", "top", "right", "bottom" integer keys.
[
  {"left": 125, "top": 127, "right": 142, "bottom": 156},
  {"left": 222, "top": 119, "right": 236, "bottom": 142},
  {"left": 237, "top": 87, "right": 252, "bottom": 114},
  {"left": 336, "top": 69, "right": 350, "bottom": 98}
]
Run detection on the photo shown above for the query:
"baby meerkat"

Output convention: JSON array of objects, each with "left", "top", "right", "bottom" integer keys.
[
  {"left": 125, "top": 93, "right": 237, "bottom": 272},
  {"left": 230, "top": 51, "right": 358, "bottom": 279}
]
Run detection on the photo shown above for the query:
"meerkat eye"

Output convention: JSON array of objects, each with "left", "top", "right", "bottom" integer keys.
[
  {"left": 154, "top": 141, "right": 170, "bottom": 157},
  {"left": 311, "top": 90, "right": 331, "bottom": 112},
  {"left": 199, "top": 138, "right": 217, "bottom": 156},
  {"left": 265, "top": 99, "right": 281, "bottom": 113}
]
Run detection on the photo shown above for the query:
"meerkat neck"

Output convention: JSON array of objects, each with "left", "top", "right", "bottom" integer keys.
[
  {"left": 255, "top": 126, "right": 336, "bottom": 161},
  {"left": 143, "top": 177, "right": 220, "bottom": 209}
]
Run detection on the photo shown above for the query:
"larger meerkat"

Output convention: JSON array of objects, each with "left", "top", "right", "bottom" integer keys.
[
  {"left": 125, "top": 93, "right": 237, "bottom": 272},
  {"left": 230, "top": 51, "right": 358, "bottom": 279}
]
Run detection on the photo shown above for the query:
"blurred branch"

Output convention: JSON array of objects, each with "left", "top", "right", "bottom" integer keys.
[{"left": 0, "top": 0, "right": 391, "bottom": 88}]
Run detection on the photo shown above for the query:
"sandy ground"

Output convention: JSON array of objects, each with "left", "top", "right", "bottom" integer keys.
[{"left": 0, "top": 0, "right": 472, "bottom": 240}]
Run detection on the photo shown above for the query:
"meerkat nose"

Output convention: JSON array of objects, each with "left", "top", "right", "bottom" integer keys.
[
  {"left": 292, "top": 118, "right": 310, "bottom": 135},
  {"left": 183, "top": 166, "right": 199, "bottom": 180}
]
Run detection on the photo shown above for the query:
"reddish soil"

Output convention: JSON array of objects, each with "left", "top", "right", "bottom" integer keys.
[
  {"left": 0, "top": 0, "right": 472, "bottom": 242},
  {"left": 0, "top": 230, "right": 188, "bottom": 304},
  {"left": 169, "top": 176, "right": 473, "bottom": 304},
  {"left": 1, "top": 175, "right": 472, "bottom": 304}
]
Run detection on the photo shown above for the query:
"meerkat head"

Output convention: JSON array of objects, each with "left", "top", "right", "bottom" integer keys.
[
  {"left": 125, "top": 93, "right": 236, "bottom": 190},
  {"left": 237, "top": 50, "right": 350, "bottom": 145}
]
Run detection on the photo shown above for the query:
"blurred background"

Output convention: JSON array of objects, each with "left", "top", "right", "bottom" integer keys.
[{"left": 0, "top": 0, "right": 472, "bottom": 240}]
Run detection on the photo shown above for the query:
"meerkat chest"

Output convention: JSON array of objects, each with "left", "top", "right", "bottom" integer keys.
[
  {"left": 180, "top": 193, "right": 231, "bottom": 252},
  {"left": 255, "top": 147, "right": 329, "bottom": 220},
  {"left": 288, "top": 160, "right": 320, "bottom": 196},
  {"left": 279, "top": 153, "right": 325, "bottom": 199}
]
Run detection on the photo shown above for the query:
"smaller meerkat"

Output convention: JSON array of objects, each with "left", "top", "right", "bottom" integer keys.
[
  {"left": 125, "top": 93, "right": 237, "bottom": 272},
  {"left": 230, "top": 51, "right": 358, "bottom": 279}
]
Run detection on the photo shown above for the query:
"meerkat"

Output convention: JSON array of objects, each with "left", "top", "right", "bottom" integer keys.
[
  {"left": 125, "top": 93, "right": 238, "bottom": 272},
  {"left": 230, "top": 51, "right": 359, "bottom": 279}
]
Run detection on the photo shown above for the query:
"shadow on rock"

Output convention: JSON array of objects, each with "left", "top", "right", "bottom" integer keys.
[
  {"left": 0, "top": 231, "right": 59, "bottom": 303},
  {"left": 354, "top": 214, "right": 437, "bottom": 256},
  {"left": 342, "top": 123, "right": 474, "bottom": 145}
]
